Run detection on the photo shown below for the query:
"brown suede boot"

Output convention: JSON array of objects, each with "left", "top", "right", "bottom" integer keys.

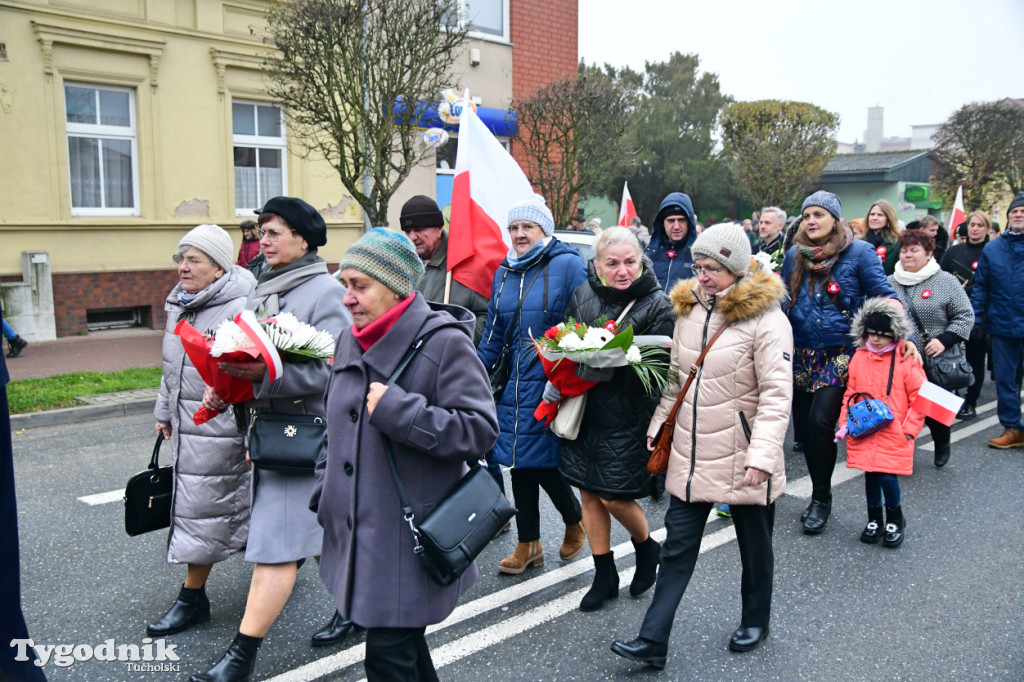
[
  {"left": 498, "top": 540, "right": 544, "bottom": 575},
  {"left": 988, "top": 428, "right": 1024, "bottom": 449},
  {"left": 559, "top": 521, "right": 586, "bottom": 560}
]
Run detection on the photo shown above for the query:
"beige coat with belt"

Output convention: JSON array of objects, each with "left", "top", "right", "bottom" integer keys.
[{"left": 647, "top": 267, "right": 793, "bottom": 506}]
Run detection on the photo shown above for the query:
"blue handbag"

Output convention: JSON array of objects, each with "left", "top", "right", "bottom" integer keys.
[{"left": 846, "top": 352, "right": 896, "bottom": 439}]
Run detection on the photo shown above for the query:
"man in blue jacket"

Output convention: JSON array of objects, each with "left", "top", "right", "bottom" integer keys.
[
  {"left": 972, "top": 192, "right": 1024, "bottom": 448},
  {"left": 643, "top": 192, "right": 698, "bottom": 292}
]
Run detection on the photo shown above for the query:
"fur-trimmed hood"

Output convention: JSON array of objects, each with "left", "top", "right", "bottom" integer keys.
[
  {"left": 849, "top": 297, "right": 912, "bottom": 347},
  {"left": 669, "top": 265, "right": 786, "bottom": 324}
]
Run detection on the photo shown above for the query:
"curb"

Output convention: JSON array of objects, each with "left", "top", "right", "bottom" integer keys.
[{"left": 11, "top": 399, "right": 155, "bottom": 430}]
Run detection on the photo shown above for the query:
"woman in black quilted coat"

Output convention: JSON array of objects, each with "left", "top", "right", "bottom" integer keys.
[{"left": 556, "top": 227, "right": 675, "bottom": 612}]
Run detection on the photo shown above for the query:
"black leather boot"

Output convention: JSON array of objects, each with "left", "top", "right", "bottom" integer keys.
[
  {"left": 802, "top": 495, "right": 831, "bottom": 534},
  {"left": 934, "top": 443, "right": 951, "bottom": 468},
  {"left": 630, "top": 536, "right": 661, "bottom": 597},
  {"left": 859, "top": 507, "right": 884, "bottom": 544},
  {"left": 580, "top": 552, "right": 619, "bottom": 612},
  {"left": 189, "top": 632, "right": 261, "bottom": 682},
  {"left": 883, "top": 507, "right": 905, "bottom": 548},
  {"left": 147, "top": 584, "right": 210, "bottom": 636},
  {"left": 311, "top": 611, "right": 361, "bottom": 647},
  {"left": 610, "top": 637, "right": 667, "bottom": 669},
  {"left": 6, "top": 335, "right": 27, "bottom": 358}
]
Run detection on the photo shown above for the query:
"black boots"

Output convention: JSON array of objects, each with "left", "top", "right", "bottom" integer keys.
[
  {"left": 934, "top": 443, "right": 951, "bottom": 468},
  {"left": 860, "top": 507, "right": 884, "bottom": 544},
  {"left": 311, "top": 611, "right": 361, "bottom": 647},
  {"left": 883, "top": 507, "right": 905, "bottom": 548},
  {"left": 610, "top": 637, "right": 667, "bottom": 669},
  {"left": 728, "top": 625, "right": 769, "bottom": 652},
  {"left": 190, "top": 632, "right": 262, "bottom": 682},
  {"left": 802, "top": 495, "right": 831, "bottom": 534},
  {"left": 580, "top": 552, "right": 619, "bottom": 612},
  {"left": 630, "top": 536, "right": 661, "bottom": 597},
  {"left": 147, "top": 585, "right": 210, "bottom": 636},
  {"left": 6, "top": 335, "right": 27, "bottom": 358}
]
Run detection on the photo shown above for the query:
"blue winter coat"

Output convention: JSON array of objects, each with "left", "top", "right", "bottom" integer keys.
[
  {"left": 643, "top": 192, "right": 698, "bottom": 292},
  {"left": 971, "top": 230, "right": 1024, "bottom": 338},
  {"left": 477, "top": 239, "right": 588, "bottom": 469},
  {"left": 781, "top": 239, "right": 896, "bottom": 349}
]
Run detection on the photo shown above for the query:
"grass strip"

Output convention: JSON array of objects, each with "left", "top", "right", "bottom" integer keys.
[{"left": 7, "top": 367, "right": 162, "bottom": 414}]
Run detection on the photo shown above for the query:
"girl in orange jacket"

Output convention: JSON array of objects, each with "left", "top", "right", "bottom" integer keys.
[{"left": 835, "top": 297, "right": 926, "bottom": 548}]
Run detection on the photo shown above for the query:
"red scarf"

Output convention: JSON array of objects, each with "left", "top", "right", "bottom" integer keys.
[{"left": 351, "top": 294, "right": 416, "bottom": 351}]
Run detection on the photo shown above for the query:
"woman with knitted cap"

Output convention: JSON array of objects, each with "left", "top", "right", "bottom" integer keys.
[
  {"left": 314, "top": 228, "right": 498, "bottom": 680},
  {"left": 190, "top": 197, "right": 351, "bottom": 682},
  {"left": 148, "top": 224, "right": 255, "bottom": 641},
  {"left": 612, "top": 222, "right": 792, "bottom": 668},
  {"left": 780, "top": 191, "right": 910, "bottom": 536},
  {"left": 477, "top": 193, "right": 589, "bottom": 575}
]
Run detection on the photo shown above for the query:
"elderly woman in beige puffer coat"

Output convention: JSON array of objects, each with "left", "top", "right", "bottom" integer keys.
[{"left": 612, "top": 223, "right": 792, "bottom": 670}]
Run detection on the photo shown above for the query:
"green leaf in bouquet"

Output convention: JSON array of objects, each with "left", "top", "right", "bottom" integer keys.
[{"left": 601, "top": 324, "right": 634, "bottom": 351}]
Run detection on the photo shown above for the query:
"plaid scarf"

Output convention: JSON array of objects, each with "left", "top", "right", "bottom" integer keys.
[{"left": 794, "top": 224, "right": 854, "bottom": 277}]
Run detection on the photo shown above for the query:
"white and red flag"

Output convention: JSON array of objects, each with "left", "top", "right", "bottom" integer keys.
[
  {"left": 448, "top": 104, "right": 533, "bottom": 299},
  {"left": 949, "top": 185, "right": 966, "bottom": 234},
  {"left": 911, "top": 381, "right": 964, "bottom": 426},
  {"left": 617, "top": 181, "right": 637, "bottom": 227}
]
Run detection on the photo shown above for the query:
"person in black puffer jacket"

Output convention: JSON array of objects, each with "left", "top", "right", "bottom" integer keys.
[{"left": 554, "top": 227, "right": 675, "bottom": 612}]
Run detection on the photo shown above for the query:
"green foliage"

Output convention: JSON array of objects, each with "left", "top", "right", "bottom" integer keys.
[
  {"left": 7, "top": 367, "right": 162, "bottom": 414},
  {"left": 931, "top": 100, "right": 1024, "bottom": 210},
  {"left": 720, "top": 100, "right": 839, "bottom": 213}
]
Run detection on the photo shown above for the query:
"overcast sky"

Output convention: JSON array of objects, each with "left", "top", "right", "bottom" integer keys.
[{"left": 579, "top": 0, "right": 1024, "bottom": 144}]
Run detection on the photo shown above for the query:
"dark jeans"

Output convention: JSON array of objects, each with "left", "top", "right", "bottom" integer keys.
[
  {"left": 990, "top": 335, "right": 1024, "bottom": 430},
  {"left": 364, "top": 627, "right": 438, "bottom": 682},
  {"left": 964, "top": 332, "right": 986, "bottom": 407},
  {"left": 510, "top": 467, "right": 582, "bottom": 542},
  {"left": 793, "top": 386, "right": 846, "bottom": 500},
  {"left": 864, "top": 472, "right": 901, "bottom": 509},
  {"left": 639, "top": 496, "right": 775, "bottom": 644}
]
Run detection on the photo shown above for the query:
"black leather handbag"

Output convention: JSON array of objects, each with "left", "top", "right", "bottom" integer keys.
[
  {"left": 908, "top": 304, "right": 975, "bottom": 390},
  {"left": 385, "top": 332, "right": 517, "bottom": 586},
  {"left": 489, "top": 265, "right": 546, "bottom": 400},
  {"left": 124, "top": 435, "right": 174, "bottom": 537},
  {"left": 248, "top": 412, "right": 326, "bottom": 472}
]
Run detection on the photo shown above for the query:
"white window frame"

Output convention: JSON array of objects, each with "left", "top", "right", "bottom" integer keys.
[
  {"left": 64, "top": 82, "right": 140, "bottom": 217},
  {"left": 232, "top": 100, "right": 287, "bottom": 215},
  {"left": 453, "top": 0, "right": 509, "bottom": 43}
]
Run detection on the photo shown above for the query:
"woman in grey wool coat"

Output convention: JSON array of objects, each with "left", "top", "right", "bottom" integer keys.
[
  {"left": 148, "top": 224, "right": 256, "bottom": 638},
  {"left": 190, "top": 197, "right": 351, "bottom": 682},
  {"left": 314, "top": 229, "right": 498, "bottom": 682}
]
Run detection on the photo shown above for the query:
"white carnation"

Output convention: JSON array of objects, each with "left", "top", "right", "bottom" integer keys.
[
  {"left": 752, "top": 252, "right": 773, "bottom": 271},
  {"left": 625, "top": 345, "right": 642, "bottom": 364},
  {"left": 581, "top": 327, "right": 614, "bottom": 349},
  {"left": 558, "top": 333, "right": 584, "bottom": 351},
  {"left": 209, "top": 320, "right": 254, "bottom": 356}
]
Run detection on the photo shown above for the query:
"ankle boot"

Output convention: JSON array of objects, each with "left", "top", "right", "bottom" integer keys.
[
  {"left": 802, "top": 495, "right": 832, "bottom": 534},
  {"left": 311, "top": 610, "right": 361, "bottom": 647},
  {"left": 559, "top": 521, "right": 586, "bottom": 560},
  {"left": 147, "top": 584, "right": 210, "bottom": 636},
  {"left": 630, "top": 535, "right": 661, "bottom": 597},
  {"left": 883, "top": 507, "right": 905, "bottom": 548},
  {"left": 6, "top": 335, "right": 27, "bottom": 358},
  {"left": 934, "top": 442, "right": 951, "bottom": 468},
  {"left": 859, "top": 507, "right": 884, "bottom": 544},
  {"left": 498, "top": 540, "right": 544, "bottom": 574},
  {"left": 580, "top": 552, "right": 619, "bottom": 612},
  {"left": 189, "top": 631, "right": 261, "bottom": 682}
]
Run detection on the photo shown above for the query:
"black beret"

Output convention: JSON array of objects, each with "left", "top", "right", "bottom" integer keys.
[
  {"left": 399, "top": 195, "right": 445, "bottom": 230},
  {"left": 255, "top": 196, "right": 327, "bottom": 247}
]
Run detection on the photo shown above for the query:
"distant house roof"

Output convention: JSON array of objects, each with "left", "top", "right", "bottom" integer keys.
[
  {"left": 821, "top": 150, "right": 932, "bottom": 184},
  {"left": 1003, "top": 97, "right": 1024, "bottom": 109}
]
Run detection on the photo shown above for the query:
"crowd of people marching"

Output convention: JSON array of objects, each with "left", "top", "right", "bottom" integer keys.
[{"left": 111, "top": 186, "right": 1024, "bottom": 680}]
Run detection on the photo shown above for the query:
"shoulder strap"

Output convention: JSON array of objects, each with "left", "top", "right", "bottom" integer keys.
[
  {"left": 885, "top": 348, "right": 896, "bottom": 398},
  {"left": 661, "top": 322, "right": 730, "bottom": 432},
  {"left": 501, "top": 262, "right": 547, "bottom": 347},
  {"left": 906, "top": 299, "right": 931, "bottom": 343},
  {"left": 615, "top": 299, "right": 638, "bottom": 326}
]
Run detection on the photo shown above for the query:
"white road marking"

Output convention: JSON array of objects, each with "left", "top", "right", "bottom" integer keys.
[{"left": 77, "top": 489, "right": 124, "bottom": 506}]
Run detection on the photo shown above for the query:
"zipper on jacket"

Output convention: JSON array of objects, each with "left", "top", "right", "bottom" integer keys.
[
  {"left": 766, "top": 478, "right": 772, "bottom": 507},
  {"left": 510, "top": 273, "right": 526, "bottom": 467},
  {"left": 686, "top": 306, "right": 713, "bottom": 502},
  {"left": 739, "top": 412, "right": 752, "bottom": 443}
]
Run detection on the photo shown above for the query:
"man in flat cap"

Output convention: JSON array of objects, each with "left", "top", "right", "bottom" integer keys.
[{"left": 399, "top": 195, "right": 489, "bottom": 344}]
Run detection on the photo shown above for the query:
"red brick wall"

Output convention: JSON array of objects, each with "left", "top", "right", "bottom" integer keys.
[{"left": 52, "top": 270, "right": 180, "bottom": 336}]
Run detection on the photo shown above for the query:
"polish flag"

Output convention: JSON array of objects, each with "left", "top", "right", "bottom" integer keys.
[
  {"left": 911, "top": 381, "right": 964, "bottom": 426},
  {"left": 448, "top": 104, "right": 533, "bottom": 298},
  {"left": 949, "top": 185, "right": 966, "bottom": 235},
  {"left": 235, "top": 310, "right": 284, "bottom": 382},
  {"left": 617, "top": 181, "right": 637, "bottom": 227}
]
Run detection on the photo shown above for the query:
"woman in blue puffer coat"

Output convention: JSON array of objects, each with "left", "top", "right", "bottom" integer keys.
[
  {"left": 478, "top": 194, "right": 588, "bottom": 575},
  {"left": 780, "top": 191, "right": 902, "bottom": 536}
]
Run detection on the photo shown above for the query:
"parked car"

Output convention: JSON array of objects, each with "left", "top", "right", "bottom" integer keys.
[{"left": 555, "top": 230, "right": 596, "bottom": 262}]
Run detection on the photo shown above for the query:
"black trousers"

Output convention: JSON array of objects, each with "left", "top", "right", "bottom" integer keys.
[
  {"left": 925, "top": 416, "right": 950, "bottom": 449},
  {"left": 964, "top": 332, "right": 986, "bottom": 407},
  {"left": 510, "top": 467, "right": 582, "bottom": 542},
  {"left": 793, "top": 386, "right": 846, "bottom": 500},
  {"left": 639, "top": 496, "right": 775, "bottom": 644},
  {"left": 364, "top": 627, "right": 438, "bottom": 682}
]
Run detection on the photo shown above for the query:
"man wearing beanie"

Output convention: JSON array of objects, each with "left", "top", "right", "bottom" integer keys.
[
  {"left": 971, "top": 191, "right": 1024, "bottom": 448},
  {"left": 399, "top": 195, "right": 489, "bottom": 343},
  {"left": 643, "top": 191, "right": 699, "bottom": 291}
]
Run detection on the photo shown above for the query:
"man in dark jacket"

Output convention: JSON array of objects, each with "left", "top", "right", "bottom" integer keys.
[
  {"left": 643, "top": 192, "right": 698, "bottom": 292},
  {"left": 755, "top": 206, "right": 786, "bottom": 256},
  {"left": 972, "top": 192, "right": 1024, "bottom": 447},
  {"left": 400, "top": 195, "right": 489, "bottom": 344}
]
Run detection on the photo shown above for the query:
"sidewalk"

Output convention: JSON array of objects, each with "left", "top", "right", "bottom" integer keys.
[{"left": 7, "top": 328, "right": 164, "bottom": 429}]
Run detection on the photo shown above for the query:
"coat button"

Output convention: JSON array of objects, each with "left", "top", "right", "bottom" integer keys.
[
  {"left": 343, "top": 461, "right": 353, "bottom": 476},
  {"left": 346, "top": 515, "right": 353, "bottom": 529},
  {"left": 349, "top": 409, "right": 358, "bottom": 422}
]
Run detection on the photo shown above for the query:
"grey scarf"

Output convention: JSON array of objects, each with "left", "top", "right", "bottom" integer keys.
[{"left": 251, "top": 252, "right": 328, "bottom": 316}]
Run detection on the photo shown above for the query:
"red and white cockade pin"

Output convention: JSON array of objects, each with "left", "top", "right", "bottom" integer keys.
[
  {"left": 921, "top": 290, "right": 932, "bottom": 299},
  {"left": 827, "top": 282, "right": 840, "bottom": 295},
  {"left": 876, "top": 246, "right": 887, "bottom": 257},
  {"left": 666, "top": 250, "right": 677, "bottom": 259},
  {"left": 972, "top": 261, "right": 979, "bottom": 270}
]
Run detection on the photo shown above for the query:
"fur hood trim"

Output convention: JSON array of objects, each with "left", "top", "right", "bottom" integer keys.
[
  {"left": 849, "top": 297, "right": 912, "bottom": 347},
  {"left": 669, "top": 265, "right": 786, "bottom": 324}
]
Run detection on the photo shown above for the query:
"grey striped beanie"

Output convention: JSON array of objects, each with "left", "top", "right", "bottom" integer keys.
[{"left": 338, "top": 228, "right": 425, "bottom": 297}]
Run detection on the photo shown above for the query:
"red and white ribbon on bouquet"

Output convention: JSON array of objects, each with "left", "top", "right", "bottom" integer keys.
[{"left": 234, "top": 309, "right": 285, "bottom": 383}]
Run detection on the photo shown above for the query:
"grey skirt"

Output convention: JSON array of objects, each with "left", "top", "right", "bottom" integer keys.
[{"left": 244, "top": 468, "right": 323, "bottom": 564}]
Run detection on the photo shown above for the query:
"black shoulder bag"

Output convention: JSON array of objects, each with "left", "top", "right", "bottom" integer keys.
[
  {"left": 488, "top": 264, "right": 547, "bottom": 400},
  {"left": 907, "top": 300, "right": 974, "bottom": 390},
  {"left": 124, "top": 435, "right": 173, "bottom": 536},
  {"left": 383, "top": 332, "right": 517, "bottom": 587}
]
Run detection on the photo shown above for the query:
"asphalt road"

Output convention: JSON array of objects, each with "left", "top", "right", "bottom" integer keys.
[{"left": 10, "top": 381, "right": 1023, "bottom": 681}]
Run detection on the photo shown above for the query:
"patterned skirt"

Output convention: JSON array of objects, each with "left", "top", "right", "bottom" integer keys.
[{"left": 793, "top": 345, "right": 852, "bottom": 392}]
